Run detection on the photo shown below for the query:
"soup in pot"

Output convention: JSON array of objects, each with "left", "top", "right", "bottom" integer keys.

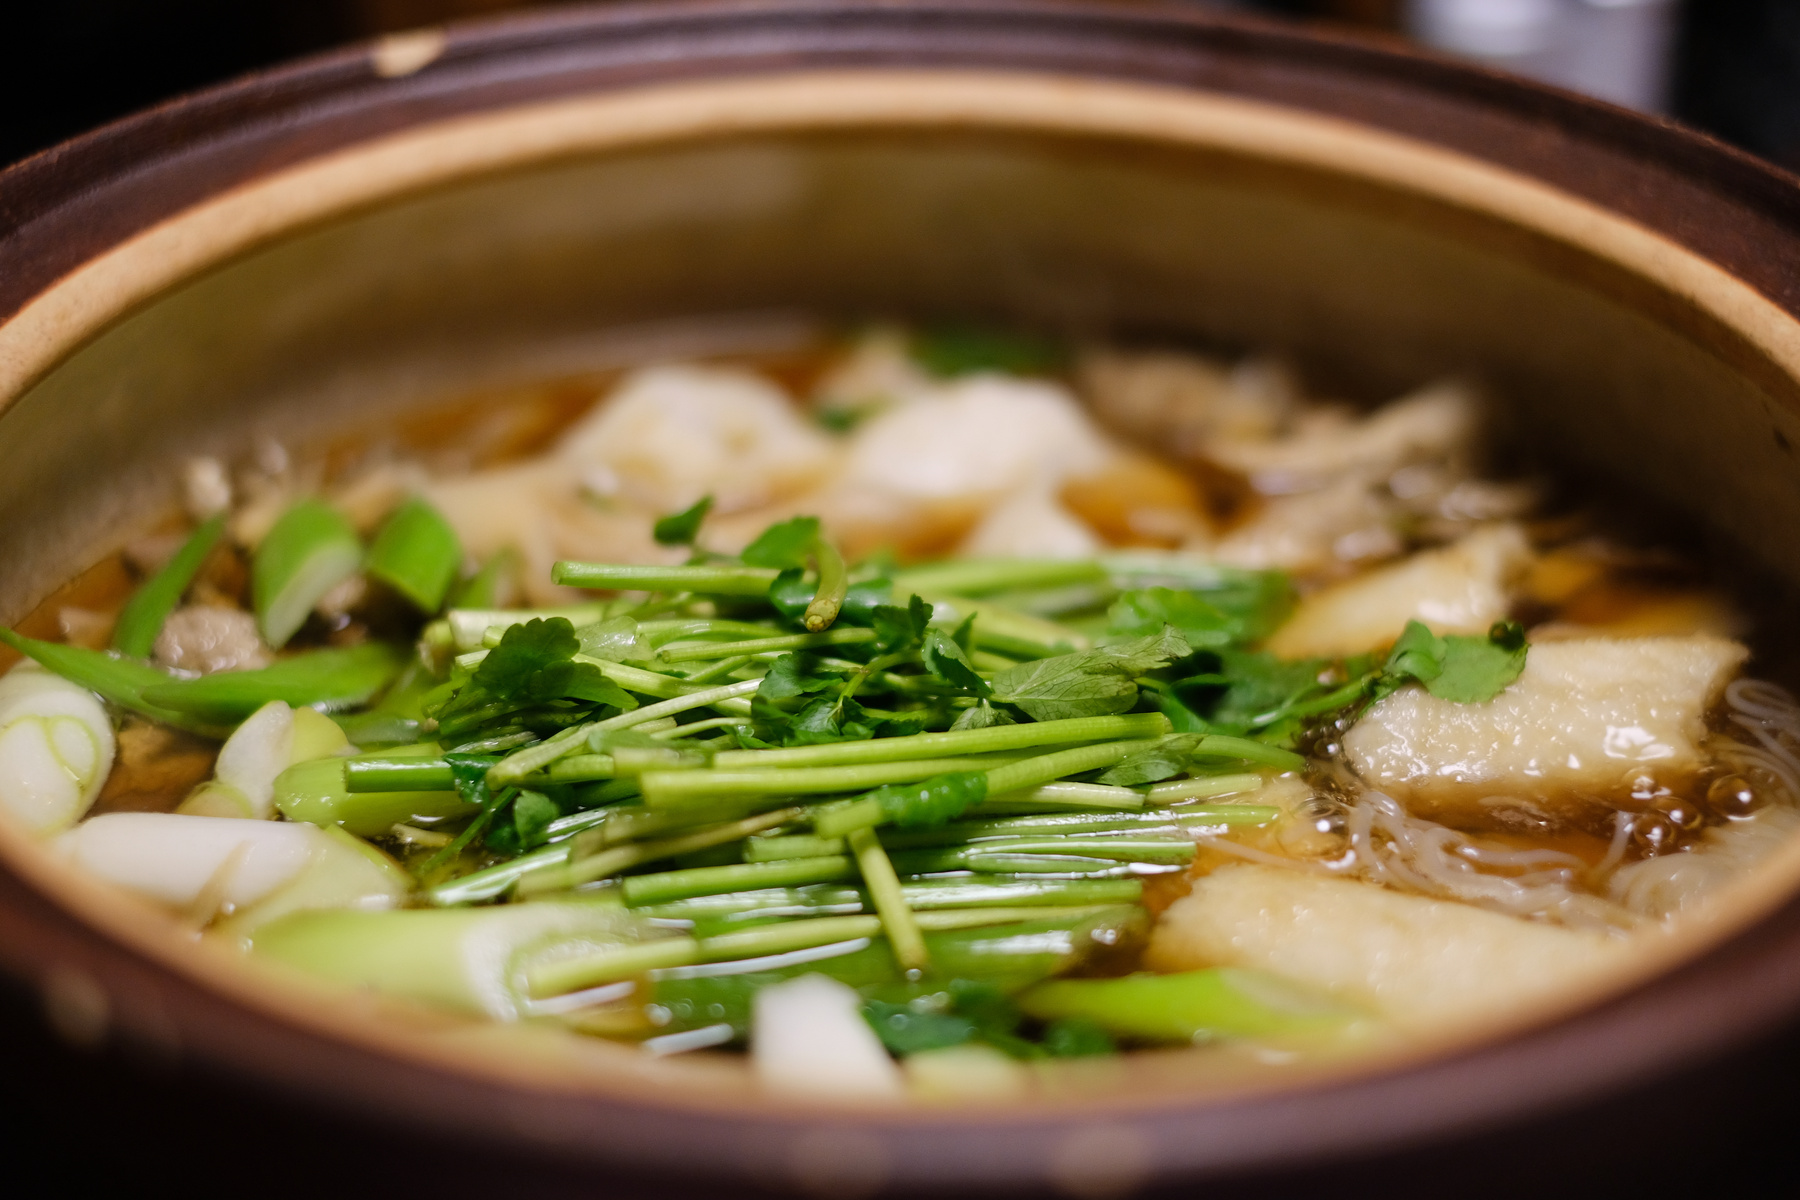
[{"left": 5, "top": 326, "right": 1793, "bottom": 1099}]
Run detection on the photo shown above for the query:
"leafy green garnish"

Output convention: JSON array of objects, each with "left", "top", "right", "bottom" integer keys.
[
  {"left": 741, "top": 516, "right": 821, "bottom": 570},
  {"left": 653, "top": 495, "right": 713, "bottom": 546},
  {"left": 950, "top": 700, "right": 1016, "bottom": 731},
  {"left": 870, "top": 594, "right": 933, "bottom": 653},
  {"left": 1375, "top": 620, "right": 1528, "bottom": 704},
  {"left": 474, "top": 617, "right": 633, "bottom": 708},
  {"left": 991, "top": 626, "right": 1191, "bottom": 721},
  {"left": 1104, "top": 579, "right": 1292, "bottom": 650},
  {"left": 922, "top": 626, "right": 990, "bottom": 696},
  {"left": 912, "top": 327, "right": 1064, "bottom": 378}
]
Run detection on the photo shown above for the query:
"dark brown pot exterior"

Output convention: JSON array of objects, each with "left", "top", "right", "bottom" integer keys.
[{"left": 6, "top": 2, "right": 1800, "bottom": 1192}]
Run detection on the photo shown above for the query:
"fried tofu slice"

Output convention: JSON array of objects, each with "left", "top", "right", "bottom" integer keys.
[
  {"left": 1146, "top": 864, "right": 1625, "bottom": 1028},
  {"left": 1265, "top": 524, "right": 1531, "bottom": 659},
  {"left": 1344, "top": 634, "right": 1747, "bottom": 819}
]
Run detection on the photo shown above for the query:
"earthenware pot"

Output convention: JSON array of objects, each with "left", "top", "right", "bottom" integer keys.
[{"left": 6, "top": 2, "right": 1800, "bottom": 1192}]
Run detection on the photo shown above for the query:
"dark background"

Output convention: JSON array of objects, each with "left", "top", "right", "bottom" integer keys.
[
  {"left": 3, "top": 0, "right": 1800, "bottom": 173},
  {"left": 4, "top": 1, "right": 1800, "bottom": 1193}
]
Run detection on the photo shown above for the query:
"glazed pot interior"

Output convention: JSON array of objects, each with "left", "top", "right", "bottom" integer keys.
[
  {"left": 7, "top": 69, "right": 1800, "bottom": 1148},
  {"left": 9, "top": 116, "right": 1800, "bottom": 623}
]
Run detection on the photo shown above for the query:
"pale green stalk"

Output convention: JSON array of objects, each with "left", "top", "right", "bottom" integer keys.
[
  {"left": 1146, "top": 773, "right": 1266, "bottom": 802},
  {"left": 658, "top": 627, "right": 875, "bottom": 662},
  {"left": 710, "top": 713, "right": 1170, "bottom": 771},
  {"left": 848, "top": 826, "right": 928, "bottom": 971}
]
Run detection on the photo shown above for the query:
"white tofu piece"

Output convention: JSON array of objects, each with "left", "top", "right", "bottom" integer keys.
[
  {"left": 1345, "top": 634, "right": 1748, "bottom": 818},
  {"left": 958, "top": 486, "right": 1102, "bottom": 558},
  {"left": 556, "top": 364, "right": 838, "bottom": 513},
  {"left": 839, "top": 374, "right": 1112, "bottom": 504},
  {"left": 1265, "top": 524, "right": 1531, "bottom": 659},
  {"left": 1146, "top": 864, "right": 1625, "bottom": 1028}
]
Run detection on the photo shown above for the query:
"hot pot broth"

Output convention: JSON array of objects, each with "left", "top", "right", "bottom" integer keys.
[{"left": 3, "top": 327, "right": 1793, "bottom": 1094}]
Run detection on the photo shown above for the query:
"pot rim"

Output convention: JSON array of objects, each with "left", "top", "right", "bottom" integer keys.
[{"left": 7, "top": 1, "right": 1800, "bottom": 1187}]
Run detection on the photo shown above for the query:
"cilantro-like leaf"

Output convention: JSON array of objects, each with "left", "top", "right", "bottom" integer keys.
[
  {"left": 560, "top": 663, "right": 638, "bottom": 708},
  {"left": 991, "top": 626, "right": 1192, "bottom": 722},
  {"left": 787, "top": 695, "right": 877, "bottom": 745},
  {"left": 757, "top": 651, "right": 850, "bottom": 703},
  {"left": 475, "top": 617, "right": 582, "bottom": 702},
  {"left": 866, "top": 771, "right": 989, "bottom": 828},
  {"left": 871, "top": 594, "right": 932, "bottom": 653},
  {"left": 1374, "top": 620, "right": 1528, "bottom": 704},
  {"left": 1095, "top": 739, "right": 1193, "bottom": 786},
  {"left": 1106, "top": 587, "right": 1242, "bottom": 650},
  {"left": 922, "top": 626, "right": 990, "bottom": 696},
  {"left": 742, "top": 516, "right": 821, "bottom": 570},
  {"left": 653, "top": 495, "right": 714, "bottom": 546}
]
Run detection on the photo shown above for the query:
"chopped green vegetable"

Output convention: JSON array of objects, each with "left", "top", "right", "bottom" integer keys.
[
  {"left": 112, "top": 513, "right": 227, "bottom": 658},
  {"left": 0, "top": 628, "right": 223, "bottom": 735},
  {"left": 253, "top": 499, "right": 363, "bottom": 648},
  {"left": 140, "top": 642, "right": 408, "bottom": 724},
  {"left": 366, "top": 497, "right": 462, "bottom": 613},
  {"left": 1017, "top": 969, "right": 1357, "bottom": 1042}
]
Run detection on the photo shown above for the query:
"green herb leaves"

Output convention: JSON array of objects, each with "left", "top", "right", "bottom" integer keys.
[
  {"left": 653, "top": 495, "right": 713, "bottom": 546},
  {"left": 461, "top": 617, "right": 636, "bottom": 712},
  {"left": 991, "top": 626, "right": 1192, "bottom": 721},
  {"left": 1375, "top": 620, "right": 1528, "bottom": 704},
  {"left": 741, "top": 516, "right": 821, "bottom": 570}
]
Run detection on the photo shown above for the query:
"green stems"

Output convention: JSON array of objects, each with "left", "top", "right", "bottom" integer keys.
[
  {"left": 485, "top": 722, "right": 594, "bottom": 788},
  {"left": 658, "top": 628, "right": 873, "bottom": 662},
  {"left": 523, "top": 807, "right": 801, "bottom": 894},
  {"left": 366, "top": 497, "right": 462, "bottom": 613},
  {"left": 427, "top": 843, "right": 570, "bottom": 906},
  {"left": 552, "top": 562, "right": 778, "bottom": 595},
  {"left": 983, "top": 739, "right": 1166, "bottom": 797},
  {"left": 711, "top": 714, "right": 1169, "bottom": 771},
  {"left": 591, "top": 678, "right": 761, "bottom": 730},
  {"left": 1144, "top": 773, "right": 1265, "bottom": 802},
  {"left": 253, "top": 499, "right": 363, "bottom": 648},
  {"left": 978, "top": 781, "right": 1145, "bottom": 812},
  {"left": 1189, "top": 735, "right": 1307, "bottom": 772},
  {"left": 112, "top": 513, "right": 226, "bottom": 658},
  {"left": 620, "top": 856, "right": 857, "bottom": 907},
  {"left": 848, "top": 827, "right": 928, "bottom": 971},
  {"left": 639, "top": 755, "right": 1021, "bottom": 806},
  {"left": 447, "top": 606, "right": 607, "bottom": 652},
  {"left": 891, "top": 558, "right": 1108, "bottom": 596},
  {"left": 587, "top": 660, "right": 754, "bottom": 714},
  {"left": 802, "top": 535, "right": 849, "bottom": 633}
]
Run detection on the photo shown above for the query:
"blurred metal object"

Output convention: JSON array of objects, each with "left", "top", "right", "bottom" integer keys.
[{"left": 1406, "top": 0, "right": 1679, "bottom": 111}]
